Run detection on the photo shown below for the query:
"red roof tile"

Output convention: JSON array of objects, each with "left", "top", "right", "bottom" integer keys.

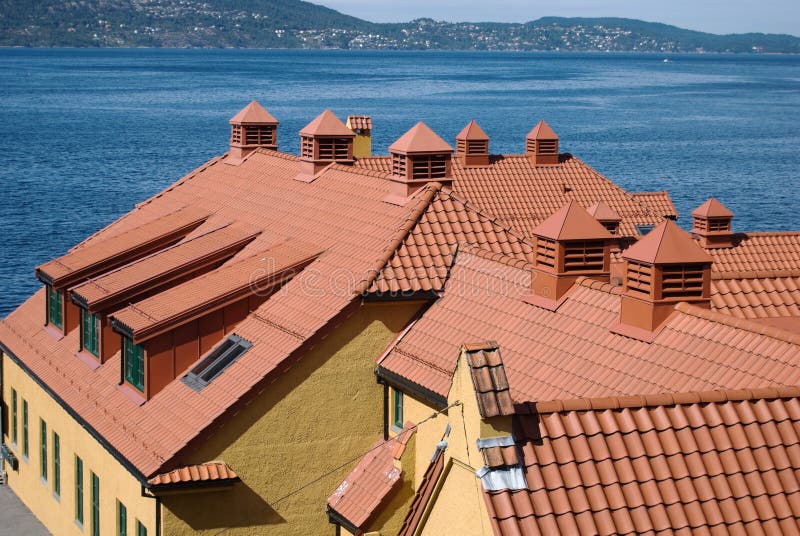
[
  {"left": 532, "top": 201, "right": 613, "bottom": 241},
  {"left": 483, "top": 390, "right": 800, "bottom": 535},
  {"left": 35, "top": 205, "right": 209, "bottom": 289},
  {"left": 624, "top": 220, "right": 713, "bottom": 265},
  {"left": 327, "top": 425, "right": 416, "bottom": 530},
  {"left": 631, "top": 191, "right": 678, "bottom": 220},
  {"left": 711, "top": 274, "right": 800, "bottom": 321},
  {"left": 388, "top": 122, "right": 453, "bottom": 154},
  {"left": 456, "top": 120, "right": 489, "bottom": 141},
  {"left": 299, "top": 109, "right": 354, "bottom": 137},
  {"left": 148, "top": 461, "right": 238, "bottom": 487},
  {"left": 378, "top": 247, "right": 800, "bottom": 405},
  {"left": 346, "top": 115, "right": 372, "bottom": 130},
  {"left": 229, "top": 100, "right": 278, "bottom": 125},
  {"left": 693, "top": 197, "right": 733, "bottom": 218},
  {"left": 526, "top": 120, "right": 558, "bottom": 140},
  {"left": 701, "top": 232, "right": 800, "bottom": 274},
  {"left": 464, "top": 342, "right": 515, "bottom": 418},
  {"left": 71, "top": 223, "right": 260, "bottom": 313}
]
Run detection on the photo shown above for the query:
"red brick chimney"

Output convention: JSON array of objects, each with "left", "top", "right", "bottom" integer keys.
[
  {"left": 613, "top": 220, "right": 713, "bottom": 341},
  {"left": 297, "top": 110, "right": 355, "bottom": 181},
  {"left": 587, "top": 201, "right": 622, "bottom": 235},
  {"left": 691, "top": 197, "right": 735, "bottom": 248},
  {"left": 385, "top": 122, "right": 453, "bottom": 205},
  {"left": 455, "top": 120, "right": 490, "bottom": 167},
  {"left": 526, "top": 120, "right": 559, "bottom": 166},
  {"left": 525, "top": 201, "right": 614, "bottom": 310},
  {"left": 228, "top": 101, "right": 279, "bottom": 164}
]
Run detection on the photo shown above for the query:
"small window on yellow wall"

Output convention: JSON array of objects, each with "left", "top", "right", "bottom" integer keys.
[{"left": 392, "top": 388, "right": 404, "bottom": 430}]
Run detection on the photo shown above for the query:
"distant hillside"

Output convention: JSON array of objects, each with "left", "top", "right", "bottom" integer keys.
[{"left": 1, "top": 1, "right": 798, "bottom": 52}]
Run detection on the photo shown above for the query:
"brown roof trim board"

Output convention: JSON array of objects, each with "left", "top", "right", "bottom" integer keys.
[
  {"left": 376, "top": 365, "right": 449, "bottom": 410},
  {"left": 36, "top": 205, "right": 210, "bottom": 289}
]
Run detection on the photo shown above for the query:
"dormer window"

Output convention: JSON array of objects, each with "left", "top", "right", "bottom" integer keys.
[
  {"left": 46, "top": 285, "right": 63, "bottom": 330},
  {"left": 80, "top": 309, "right": 101, "bottom": 357},
  {"left": 123, "top": 337, "right": 145, "bottom": 392}
]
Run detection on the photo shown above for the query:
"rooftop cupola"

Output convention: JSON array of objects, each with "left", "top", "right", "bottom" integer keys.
[
  {"left": 526, "top": 201, "right": 614, "bottom": 309},
  {"left": 614, "top": 220, "right": 713, "bottom": 341},
  {"left": 691, "top": 197, "right": 735, "bottom": 248},
  {"left": 385, "top": 122, "right": 454, "bottom": 205},
  {"left": 228, "top": 101, "right": 279, "bottom": 163},
  {"left": 587, "top": 201, "right": 622, "bottom": 235},
  {"left": 298, "top": 109, "right": 355, "bottom": 181},
  {"left": 455, "top": 120, "right": 490, "bottom": 167},
  {"left": 346, "top": 115, "right": 372, "bottom": 158},
  {"left": 526, "top": 120, "right": 559, "bottom": 166}
]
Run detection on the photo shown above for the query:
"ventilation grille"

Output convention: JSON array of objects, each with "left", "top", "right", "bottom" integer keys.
[
  {"left": 693, "top": 216, "right": 731, "bottom": 233},
  {"left": 537, "top": 139, "right": 558, "bottom": 154},
  {"left": 563, "top": 240, "right": 605, "bottom": 272},
  {"left": 244, "top": 125, "right": 276, "bottom": 146},
  {"left": 411, "top": 155, "right": 448, "bottom": 180},
  {"left": 627, "top": 261, "right": 652, "bottom": 296},
  {"left": 601, "top": 221, "right": 619, "bottom": 234},
  {"left": 661, "top": 264, "right": 705, "bottom": 299},
  {"left": 230, "top": 125, "right": 242, "bottom": 145},
  {"left": 467, "top": 140, "right": 488, "bottom": 154},
  {"left": 392, "top": 153, "right": 407, "bottom": 177},
  {"left": 301, "top": 136, "right": 314, "bottom": 159},
  {"left": 536, "top": 238, "right": 556, "bottom": 268},
  {"left": 317, "top": 138, "right": 351, "bottom": 161}
]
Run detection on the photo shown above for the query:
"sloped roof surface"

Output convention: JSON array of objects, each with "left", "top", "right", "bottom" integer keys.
[
  {"left": 355, "top": 155, "right": 666, "bottom": 237},
  {"left": 388, "top": 122, "right": 453, "bottom": 154},
  {"left": 148, "top": 461, "right": 237, "bottom": 487},
  {"left": 229, "top": 100, "right": 278, "bottom": 125},
  {"left": 378, "top": 247, "right": 800, "bottom": 404},
  {"left": 299, "top": 109, "right": 353, "bottom": 137},
  {"left": 346, "top": 115, "right": 372, "bottom": 130},
  {"left": 532, "top": 201, "right": 613, "bottom": 241},
  {"left": 624, "top": 220, "right": 713, "bottom": 265},
  {"left": 484, "top": 390, "right": 800, "bottom": 535},
  {"left": 711, "top": 274, "right": 800, "bottom": 320},
  {"left": 526, "top": 120, "right": 558, "bottom": 140},
  {"left": 693, "top": 197, "right": 734, "bottom": 218},
  {"left": 631, "top": 191, "right": 678, "bottom": 220},
  {"left": 702, "top": 233, "right": 800, "bottom": 274},
  {"left": 464, "top": 343, "right": 515, "bottom": 418},
  {"left": 587, "top": 201, "right": 622, "bottom": 223},
  {"left": 456, "top": 120, "right": 490, "bottom": 141}
]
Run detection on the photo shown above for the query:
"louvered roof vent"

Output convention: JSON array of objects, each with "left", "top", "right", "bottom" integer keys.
[
  {"left": 385, "top": 122, "right": 453, "bottom": 205},
  {"left": 228, "top": 101, "right": 279, "bottom": 164},
  {"left": 526, "top": 120, "right": 559, "bottom": 166},
  {"left": 455, "top": 120, "right": 490, "bottom": 167},
  {"left": 691, "top": 197, "right": 735, "bottom": 248}
]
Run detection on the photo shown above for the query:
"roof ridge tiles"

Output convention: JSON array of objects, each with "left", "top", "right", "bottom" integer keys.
[
  {"left": 711, "top": 269, "right": 800, "bottom": 280},
  {"left": 534, "top": 386, "right": 800, "bottom": 414},
  {"left": 253, "top": 147, "right": 301, "bottom": 161},
  {"left": 738, "top": 231, "right": 800, "bottom": 238},
  {"left": 575, "top": 276, "right": 624, "bottom": 295},
  {"left": 674, "top": 302, "right": 800, "bottom": 345},
  {"left": 439, "top": 189, "right": 529, "bottom": 243},
  {"left": 456, "top": 244, "right": 534, "bottom": 271}
]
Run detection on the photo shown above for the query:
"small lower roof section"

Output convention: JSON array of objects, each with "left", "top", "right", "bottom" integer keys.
[
  {"left": 483, "top": 388, "right": 800, "bottom": 535},
  {"left": 112, "top": 239, "right": 321, "bottom": 343},
  {"left": 147, "top": 461, "right": 238, "bottom": 493},
  {"left": 327, "top": 424, "right": 415, "bottom": 532},
  {"left": 631, "top": 191, "right": 678, "bottom": 220}
]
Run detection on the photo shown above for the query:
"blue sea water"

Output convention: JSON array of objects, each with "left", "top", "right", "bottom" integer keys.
[{"left": 0, "top": 49, "right": 798, "bottom": 316}]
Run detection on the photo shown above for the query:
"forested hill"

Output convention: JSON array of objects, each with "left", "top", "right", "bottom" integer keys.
[{"left": 1, "top": 1, "right": 798, "bottom": 53}]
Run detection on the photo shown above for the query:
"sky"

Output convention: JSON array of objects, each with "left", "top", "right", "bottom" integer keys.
[{"left": 317, "top": 0, "right": 800, "bottom": 36}]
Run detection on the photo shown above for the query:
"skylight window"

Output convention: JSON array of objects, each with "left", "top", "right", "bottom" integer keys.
[
  {"left": 182, "top": 334, "right": 252, "bottom": 392},
  {"left": 636, "top": 224, "right": 655, "bottom": 236}
]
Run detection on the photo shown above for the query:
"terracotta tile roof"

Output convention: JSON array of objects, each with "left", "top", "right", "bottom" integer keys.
[
  {"left": 702, "top": 232, "right": 800, "bottom": 274},
  {"left": 624, "top": 219, "right": 712, "bottom": 265},
  {"left": 481, "top": 442, "right": 519, "bottom": 469},
  {"left": 398, "top": 444, "right": 446, "bottom": 536},
  {"left": 526, "top": 120, "right": 558, "bottom": 140},
  {"left": 464, "top": 342, "right": 514, "bottom": 418},
  {"left": 229, "top": 100, "right": 278, "bottom": 125},
  {"left": 70, "top": 223, "right": 260, "bottom": 313},
  {"left": 35, "top": 205, "right": 209, "bottom": 289},
  {"left": 327, "top": 425, "right": 416, "bottom": 530},
  {"left": 388, "top": 122, "right": 453, "bottom": 154},
  {"left": 693, "top": 196, "right": 733, "bottom": 218},
  {"left": 456, "top": 120, "right": 489, "bottom": 141},
  {"left": 368, "top": 188, "right": 533, "bottom": 294},
  {"left": 378, "top": 246, "right": 800, "bottom": 405},
  {"left": 346, "top": 115, "right": 372, "bottom": 130},
  {"left": 483, "top": 389, "right": 800, "bottom": 535},
  {"left": 532, "top": 201, "right": 613, "bottom": 241},
  {"left": 147, "top": 461, "right": 238, "bottom": 488},
  {"left": 299, "top": 109, "right": 354, "bottom": 137},
  {"left": 711, "top": 274, "right": 800, "bottom": 320},
  {"left": 631, "top": 191, "right": 678, "bottom": 220},
  {"left": 111, "top": 240, "right": 321, "bottom": 343},
  {"left": 355, "top": 154, "right": 665, "bottom": 237}
]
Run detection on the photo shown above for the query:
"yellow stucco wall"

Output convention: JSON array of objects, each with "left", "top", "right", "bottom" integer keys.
[
  {"left": 158, "top": 300, "right": 423, "bottom": 536},
  {"left": 353, "top": 133, "right": 372, "bottom": 158},
  {"left": 2, "top": 352, "right": 157, "bottom": 536},
  {"left": 399, "top": 393, "right": 448, "bottom": 489},
  {"left": 420, "top": 460, "right": 493, "bottom": 536}
]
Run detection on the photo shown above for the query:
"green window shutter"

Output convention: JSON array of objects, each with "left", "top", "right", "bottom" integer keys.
[
  {"left": 118, "top": 501, "right": 127, "bottom": 536},
  {"left": 40, "top": 419, "right": 47, "bottom": 482},
  {"left": 22, "top": 399, "right": 28, "bottom": 458},
  {"left": 124, "top": 337, "right": 145, "bottom": 392},
  {"left": 91, "top": 472, "right": 100, "bottom": 536},
  {"left": 47, "top": 285, "right": 63, "bottom": 329},
  {"left": 136, "top": 520, "right": 147, "bottom": 536},
  {"left": 393, "top": 389, "right": 404, "bottom": 429},
  {"left": 81, "top": 309, "right": 101, "bottom": 357},
  {"left": 53, "top": 432, "right": 61, "bottom": 496},
  {"left": 11, "top": 389, "right": 17, "bottom": 445},
  {"left": 75, "top": 456, "right": 84, "bottom": 524}
]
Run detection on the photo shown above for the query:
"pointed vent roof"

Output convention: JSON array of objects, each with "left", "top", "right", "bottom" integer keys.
[
  {"left": 527, "top": 119, "right": 558, "bottom": 140},
  {"left": 229, "top": 100, "right": 278, "bottom": 125},
  {"left": 532, "top": 201, "right": 613, "bottom": 241},
  {"left": 456, "top": 120, "right": 489, "bottom": 141},
  {"left": 299, "top": 109, "right": 354, "bottom": 137},
  {"left": 586, "top": 201, "right": 621, "bottom": 223},
  {"left": 692, "top": 197, "right": 733, "bottom": 218},
  {"left": 389, "top": 122, "right": 453, "bottom": 154},
  {"left": 624, "top": 220, "right": 713, "bottom": 265}
]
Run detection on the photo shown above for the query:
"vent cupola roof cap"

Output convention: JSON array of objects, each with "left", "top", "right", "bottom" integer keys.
[
  {"left": 229, "top": 100, "right": 279, "bottom": 125},
  {"left": 299, "top": 109, "right": 354, "bottom": 137},
  {"left": 691, "top": 197, "right": 733, "bottom": 219},
  {"left": 389, "top": 122, "right": 453, "bottom": 155},
  {"left": 456, "top": 120, "right": 489, "bottom": 141},
  {"left": 586, "top": 201, "right": 622, "bottom": 223},
  {"left": 526, "top": 119, "right": 559, "bottom": 140},
  {"left": 533, "top": 201, "right": 613, "bottom": 241},
  {"left": 624, "top": 220, "right": 712, "bottom": 265}
]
